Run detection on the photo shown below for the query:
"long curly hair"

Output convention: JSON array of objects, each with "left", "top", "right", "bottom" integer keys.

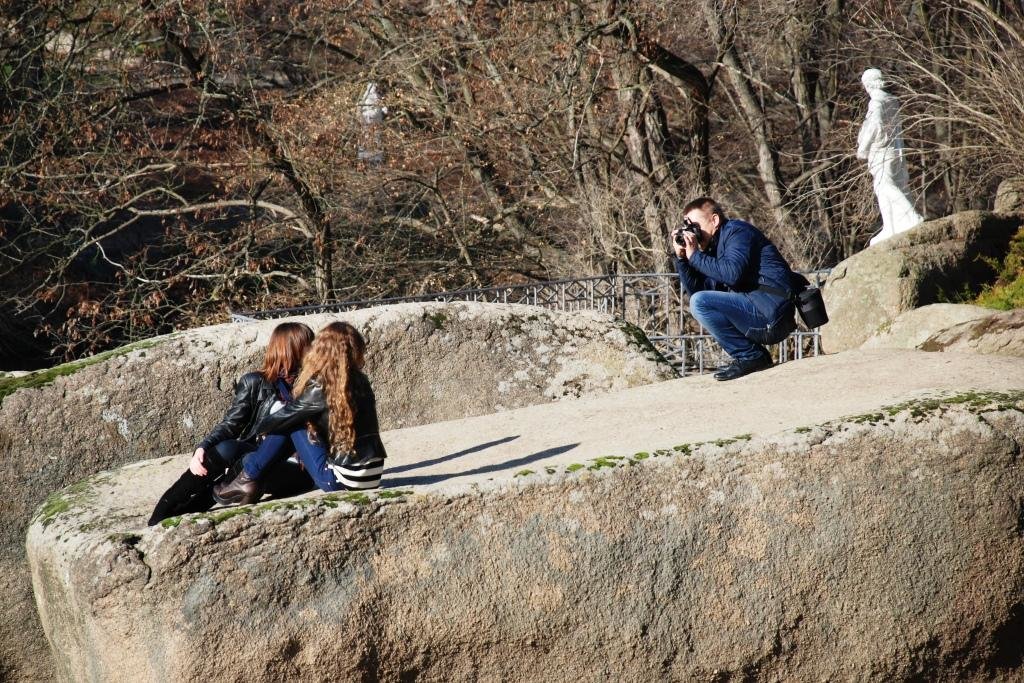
[
  {"left": 294, "top": 321, "right": 366, "bottom": 454},
  {"left": 260, "top": 322, "right": 315, "bottom": 383}
]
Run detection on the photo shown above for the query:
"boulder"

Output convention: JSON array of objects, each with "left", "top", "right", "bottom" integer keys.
[
  {"left": 920, "top": 308, "right": 1024, "bottom": 356},
  {"left": 0, "top": 302, "right": 673, "bottom": 681},
  {"left": 27, "top": 392, "right": 1024, "bottom": 681},
  {"left": 995, "top": 177, "right": 1024, "bottom": 215},
  {"left": 861, "top": 305, "right": 1024, "bottom": 358},
  {"left": 821, "top": 210, "right": 1022, "bottom": 352},
  {"left": 860, "top": 303, "right": 993, "bottom": 350}
]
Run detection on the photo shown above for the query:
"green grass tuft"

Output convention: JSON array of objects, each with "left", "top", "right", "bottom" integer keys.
[
  {"left": 974, "top": 225, "right": 1024, "bottom": 310},
  {"left": 975, "top": 276, "right": 1024, "bottom": 310}
]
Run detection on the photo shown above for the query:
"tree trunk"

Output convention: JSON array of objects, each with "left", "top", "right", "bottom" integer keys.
[
  {"left": 641, "top": 41, "right": 712, "bottom": 193},
  {"left": 702, "top": 1, "right": 794, "bottom": 234},
  {"left": 609, "top": 46, "right": 673, "bottom": 268}
]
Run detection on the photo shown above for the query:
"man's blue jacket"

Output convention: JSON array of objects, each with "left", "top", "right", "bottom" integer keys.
[{"left": 674, "top": 219, "right": 796, "bottom": 300}]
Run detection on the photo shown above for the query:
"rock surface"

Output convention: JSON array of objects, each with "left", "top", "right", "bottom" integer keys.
[
  {"left": 1, "top": 302, "right": 672, "bottom": 682},
  {"left": 24, "top": 349, "right": 1024, "bottom": 682},
  {"left": 821, "top": 210, "right": 1022, "bottom": 352},
  {"left": 860, "top": 303, "right": 993, "bottom": 350},
  {"left": 995, "top": 177, "right": 1024, "bottom": 215},
  {"left": 861, "top": 305, "right": 1024, "bottom": 358},
  {"left": 920, "top": 308, "right": 1024, "bottom": 356},
  {"left": 28, "top": 385, "right": 1024, "bottom": 681}
]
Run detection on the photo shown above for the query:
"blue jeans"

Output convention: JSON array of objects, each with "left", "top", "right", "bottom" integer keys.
[
  {"left": 690, "top": 290, "right": 790, "bottom": 362},
  {"left": 244, "top": 428, "right": 344, "bottom": 493},
  {"left": 242, "top": 433, "right": 293, "bottom": 479},
  {"left": 212, "top": 439, "right": 256, "bottom": 469},
  {"left": 289, "top": 428, "right": 345, "bottom": 492}
]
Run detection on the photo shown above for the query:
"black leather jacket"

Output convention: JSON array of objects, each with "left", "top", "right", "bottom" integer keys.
[
  {"left": 253, "top": 371, "right": 385, "bottom": 464},
  {"left": 198, "top": 372, "right": 284, "bottom": 450}
]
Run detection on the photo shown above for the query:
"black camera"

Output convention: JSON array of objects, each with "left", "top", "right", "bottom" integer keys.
[{"left": 674, "top": 218, "right": 701, "bottom": 246}]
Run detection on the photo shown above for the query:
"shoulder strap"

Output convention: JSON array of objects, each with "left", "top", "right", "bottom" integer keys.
[{"left": 756, "top": 284, "right": 795, "bottom": 302}]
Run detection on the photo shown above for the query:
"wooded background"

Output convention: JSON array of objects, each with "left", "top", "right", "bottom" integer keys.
[{"left": 3, "top": 0, "right": 1023, "bottom": 367}]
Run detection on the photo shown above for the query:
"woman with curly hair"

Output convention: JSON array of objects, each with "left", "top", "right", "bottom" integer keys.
[
  {"left": 148, "top": 321, "right": 315, "bottom": 525},
  {"left": 214, "top": 320, "right": 386, "bottom": 504}
]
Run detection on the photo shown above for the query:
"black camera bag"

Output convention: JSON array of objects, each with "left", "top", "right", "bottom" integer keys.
[{"left": 758, "top": 272, "right": 829, "bottom": 330}]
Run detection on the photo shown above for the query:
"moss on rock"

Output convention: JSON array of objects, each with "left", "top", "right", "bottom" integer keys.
[
  {"left": 33, "top": 476, "right": 109, "bottom": 529},
  {"left": 619, "top": 322, "right": 673, "bottom": 368},
  {"left": 0, "top": 338, "right": 165, "bottom": 406}
]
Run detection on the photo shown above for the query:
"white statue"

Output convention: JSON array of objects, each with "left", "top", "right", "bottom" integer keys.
[
  {"left": 357, "top": 82, "right": 386, "bottom": 126},
  {"left": 856, "top": 68, "right": 923, "bottom": 246},
  {"left": 357, "top": 82, "right": 387, "bottom": 163}
]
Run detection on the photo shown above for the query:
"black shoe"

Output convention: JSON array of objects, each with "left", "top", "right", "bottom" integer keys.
[
  {"left": 714, "top": 354, "right": 773, "bottom": 381},
  {"left": 213, "top": 470, "right": 263, "bottom": 506}
]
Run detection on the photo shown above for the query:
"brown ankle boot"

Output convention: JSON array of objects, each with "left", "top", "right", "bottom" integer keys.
[{"left": 212, "top": 470, "right": 263, "bottom": 506}]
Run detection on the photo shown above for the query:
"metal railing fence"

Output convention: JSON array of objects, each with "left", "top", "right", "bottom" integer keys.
[{"left": 230, "top": 270, "right": 830, "bottom": 376}]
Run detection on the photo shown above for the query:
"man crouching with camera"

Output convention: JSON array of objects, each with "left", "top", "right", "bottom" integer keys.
[{"left": 673, "top": 197, "right": 801, "bottom": 381}]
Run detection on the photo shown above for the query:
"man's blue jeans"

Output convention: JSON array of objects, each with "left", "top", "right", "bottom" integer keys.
[
  {"left": 690, "top": 289, "right": 789, "bottom": 363},
  {"left": 244, "top": 428, "right": 344, "bottom": 492}
]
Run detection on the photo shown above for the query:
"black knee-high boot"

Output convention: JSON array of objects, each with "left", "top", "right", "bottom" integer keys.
[{"left": 148, "top": 452, "right": 229, "bottom": 526}]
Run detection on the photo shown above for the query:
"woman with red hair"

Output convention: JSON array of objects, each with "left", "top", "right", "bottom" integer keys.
[
  {"left": 148, "top": 321, "right": 315, "bottom": 525},
  {"left": 214, "top": 320, "right": 386, "bottom": 503}
]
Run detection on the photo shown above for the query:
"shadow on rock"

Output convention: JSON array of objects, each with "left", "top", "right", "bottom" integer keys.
[
  {"left": 384, "top": 442, "right": 578, "bottom": 488},
  {"left": 383, "top": 435, "right": 520, "bottom": 476}
]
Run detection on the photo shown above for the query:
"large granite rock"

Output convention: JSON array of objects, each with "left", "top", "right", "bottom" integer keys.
[
  {"left": 920, "top": 308, "right": 1024, "bottom": 356},
  {"left": 27, "top": 392, "right": 1024, "bottom": 681},
  {"left": 0, "top": 302, "right": 673, "bottom": 681},
  {"left": 821, "top": 211, "right": 1022, "bottom": 352},
  {"left": 860, "top": 303, "right": 993, "bottom": 350},
  {"left": 995, "top": 177, "right": 1024, "bottom": 215},
  {"left": 862, "top": 304, "right": 1024, "bottom": 358}
]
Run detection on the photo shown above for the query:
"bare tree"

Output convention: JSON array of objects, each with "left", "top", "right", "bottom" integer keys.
[
  {"left": 3, "top": 0, "right": 1022, "bottom": 364},
  {"left": 878, "top": 0, "right": 1024, "bottom": 213}
]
